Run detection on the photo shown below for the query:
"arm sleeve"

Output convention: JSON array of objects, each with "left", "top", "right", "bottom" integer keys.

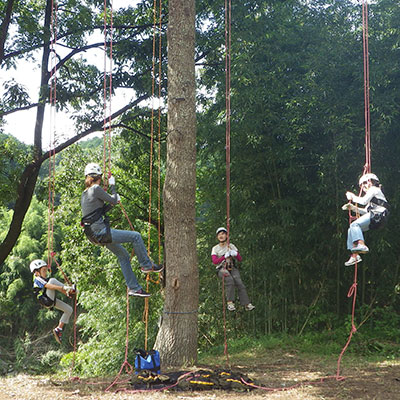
[
  {"left": 93, "top": 185, "right": 118, "bottom": 205},
  {"left": 352, "top": 187, "right": 378, "bottom": 206},
  {"left": 212, "top": 254, "right": 225, "bottom": 265},
  {"left": 235, "top": 251, "right": 243, "bottom": 262}
]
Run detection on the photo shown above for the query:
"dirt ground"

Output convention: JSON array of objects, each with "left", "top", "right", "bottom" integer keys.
[{"left": 1, "top": 352, "right": 400, "bottom": 400}]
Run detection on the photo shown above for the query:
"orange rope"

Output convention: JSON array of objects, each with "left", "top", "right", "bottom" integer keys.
[
  {"left": 47, "top": 0, "right": 58, "bottom": 268},
  {"left": 337, "top": 0, "right": 372, "bottom": 379},
  {"left": 225, "top": 0, "right": 231, "bottom": 246},
  {"left": 143, "top": 0, "right": 163, "bottom": 352},
  {"left": 362, "top": 0, "right": 371, "bottom": 174},
  {"left": 221, "top": 0, "right": 232, "bottom": 365},
  {"left": 103, "top": 0, "right": 113, "bottom": 187}
]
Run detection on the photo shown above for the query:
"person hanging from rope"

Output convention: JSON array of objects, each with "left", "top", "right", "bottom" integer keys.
[
  {"left": 30, "top": 259, "right": 76, "bottom": 344},
  {"left": 342, "top": 173, "right": 389, "bottom": 266},
  {"left": 211, "top": 227, "right": 255, "bottom": 311},
  {"left": 81, "top": 163, "right": 163, "bottom": 297}
]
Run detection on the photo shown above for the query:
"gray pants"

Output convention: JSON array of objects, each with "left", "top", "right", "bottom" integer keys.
[
  {"left": 46, "top": 278, "right": 73, "bottom": 324},
  {"left": 218, "top": 267, "right": 250, "bottom": 305}
]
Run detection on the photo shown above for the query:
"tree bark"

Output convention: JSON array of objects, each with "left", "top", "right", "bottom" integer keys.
[{"left": 154, "top": 0, "right": 198, "bottom": 367}]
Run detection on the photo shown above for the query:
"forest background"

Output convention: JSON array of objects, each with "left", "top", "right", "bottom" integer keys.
[{"left": 1, "top": 0, "right": 400, "bottom": 377}]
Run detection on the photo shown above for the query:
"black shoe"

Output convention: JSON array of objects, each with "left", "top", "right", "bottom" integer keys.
[
  {"left": 141, "top": 264, "right": 164, "bottom": 274},
  {"left": 128, "top": 288, "right": 151, "bottom": 297}
]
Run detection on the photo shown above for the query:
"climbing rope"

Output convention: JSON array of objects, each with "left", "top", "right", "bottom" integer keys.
[
  {"left": 143, "top": 0, "right": 164, "bottom": 352},
  {"left": 336, "top": 0, "right": 372, "bottom": 380},
  {"left": 102, "top": 0, "right": 113, "bottom": 185},
  {"left": 221, "top": 0, "right": 232, "bottom": 366},
  {"left": 47, "top": 0, "right": 58, "bottom": 268},
  {"left": 362, "top": 0, "right": 371, "bottom": 174},
  {"left": 108, "top": 1, "right": 163, "bottom": 390}
]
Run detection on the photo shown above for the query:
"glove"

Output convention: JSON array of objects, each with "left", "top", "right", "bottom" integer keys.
[
  {"left": 346, "top": 192, "right": 354, "bottom": 201},
  {"left": 341, "top": 203, "right": 351, "bottom": 211},
  {"left": 230, "top": 249, "right": 238, "bottom": 257},
  {"left": 342, "top": 203, "right": 357, "bottom": 212},
  {"left": 116, "top": 194, "right": 121, "bottom": 202},
  {"left": 108, "top": 176, "right": 115, "bottom": 185},
  {"left": 63, "top": 285, "right": 76, "bottom": 296},
  {"left": 224, "top": 251, "right": 231, "bottom": 259}
]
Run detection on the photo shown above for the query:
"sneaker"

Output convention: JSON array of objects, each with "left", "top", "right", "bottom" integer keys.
[
  {"left": 141, "top": 264, "right": 164, "bottom": 274},
  {"left": 344, "top": 254, "right": 362, "bottom": 267},
  {"left": 227, "top": 302, "right": 236, "bottom": 311},
  {"left": 245, "top": 303, "right": 255, "bottom": 311},
  {"left": 128, "top": 288, "right": 151, "bottom": 297},
  {"left": 351, "top": 244, "right": 369, "bottom": 254},
  {"left": 53, "top": 328, "right": 62, "bottom": 344}
]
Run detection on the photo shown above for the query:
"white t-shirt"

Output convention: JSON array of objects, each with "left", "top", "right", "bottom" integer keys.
[{"left": 211, "top": 242, "right": 239, "bottom": 258}]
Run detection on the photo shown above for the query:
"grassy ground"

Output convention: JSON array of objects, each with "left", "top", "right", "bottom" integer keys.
[{"left": 1, "top": 340, "right": 400, "bottom": 399}]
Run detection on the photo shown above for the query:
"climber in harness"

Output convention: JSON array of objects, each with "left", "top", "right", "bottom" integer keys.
[
  {"left": 342, "top": 173, "right": 389, "bottom": 266},
  {"left": 30, "top": 259, "right": 76, "bottom": 344},
  {"left": 211, "top": 227, "right": 255, "bottom": 312},
  {"left": 81, "top": 163, "right": 163, "bottom": 297}
]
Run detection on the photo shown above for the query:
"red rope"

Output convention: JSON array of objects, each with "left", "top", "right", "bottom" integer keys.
[
  {"left": 221, "top": 0, "right": 232, "bottom": 366},
  {"left": 221, "top": 276, "right": 230, "bottom": 365},
  {"left": 362, "top": 0, "right": 371, "bottom": 173},
  {"left": 337, "top": 1, "right": 372, "bottom": 378},
  {"left": 103, "top": 0, "right": 113, "bottom": 187},
  {"left": 225, "top": 0, "right": 232, "bottom": 245},
  {"left": 105, "top": 289, "right": 134, "bottom": 392},
  {"left": 47, "top": 0, "right": 58, "bottom": 268}
]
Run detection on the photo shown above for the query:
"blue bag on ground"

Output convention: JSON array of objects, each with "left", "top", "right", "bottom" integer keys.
[{"left": 134, "top": 349, "right": 161, "bottom": 374}]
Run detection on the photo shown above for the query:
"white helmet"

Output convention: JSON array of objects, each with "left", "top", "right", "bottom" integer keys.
[
  {"left": 359, "top": 173, "right": 379, "bottom": 186},
  {"left": 216, "top": 227, "right": 228, "bottom": 235},
  {"left": 84, "top": 163, "right": 102, "bottom": 177},
  {"left": 30, "top": 259, "right": 47, "bottom": 273}
]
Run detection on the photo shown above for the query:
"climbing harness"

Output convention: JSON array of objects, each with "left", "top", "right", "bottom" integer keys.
[{"left": 80, "top": 204, "right": 113, "bottom": 245}]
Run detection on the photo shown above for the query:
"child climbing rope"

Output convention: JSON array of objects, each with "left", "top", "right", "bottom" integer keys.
[
  {"left": 342, "top": 173, "right": 389, "bottom": 266},
  {"left": 81, "top": 163, "right": 163, "bottom": 297},
  {"left": 211, "top": 227, "right": 255, "bottom": 311},
  {"left": 30, "top": 259, "right": 75, "bottom": 344}
]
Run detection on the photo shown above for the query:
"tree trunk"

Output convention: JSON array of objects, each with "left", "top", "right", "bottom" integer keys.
[
  {"left": 154, "top": 0, "right": 198, "bottom": 367},
  {"left": 0, "top": 0, "right": 15, "bottom": 64}
]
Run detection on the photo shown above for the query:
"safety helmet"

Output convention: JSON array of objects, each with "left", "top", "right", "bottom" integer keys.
[
  {"left": 84, "top": 163, "right": 102, "bottom": 177},
  {"left": 359, "top": 173, "right": 379, "bottom": 186},
  {"left": 216, "top": 227, "right": 228, "bottom": 235},
  {"left": 30, "top": 259, "right": 47, "bottom": 273}
]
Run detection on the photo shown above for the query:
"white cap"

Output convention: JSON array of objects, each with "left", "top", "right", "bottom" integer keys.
[
  {"left": 216, "top": 227, "right": 228, "bottom": 235},
  {"left": 359, "top": 173, "right": 379, "bottom": 186},
  {"left": 84, "top": 163, "right": 102, "bottom": 177},
  {"left": 29, "top": 259, "right": 47, "bottom": 273}
]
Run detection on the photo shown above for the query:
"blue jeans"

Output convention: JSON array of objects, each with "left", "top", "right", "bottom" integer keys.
[
  {"left": 347, "top": 213, "right": 371, "bottom": 251},
  {"left": 96, "top": 228, "right": 154, "bottom": 291}
]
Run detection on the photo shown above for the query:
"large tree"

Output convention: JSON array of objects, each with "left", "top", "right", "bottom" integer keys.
[{"left": 154, "top": 0, "right": 198, "bottom": 366}]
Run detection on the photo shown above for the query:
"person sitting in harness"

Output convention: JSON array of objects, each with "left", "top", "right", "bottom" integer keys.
[
  {"left": 30, "top": 259, "right": 76, "bottom": 344},
  {"left": 211, "top": 227, "right": 255, "bottom": 312},
  {"left": 342, "top": 173, "right": 389, "bottom": 266},
  {"left": 81, "top": 163, "right": 163, "bottom": 298}
]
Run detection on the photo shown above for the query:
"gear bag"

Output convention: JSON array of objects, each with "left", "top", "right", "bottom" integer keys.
[
  {"left": 33, "top": 286, "right": 55, "bottom": 309},
  {"left": 134, "top": 349, "right": 161, "bottom": 374},
  {"left": 368, "top": 197, "right": 390, "bottom": 230},
  {"left": 81, "top": 204, "right": 113, "bottom": 245}
]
